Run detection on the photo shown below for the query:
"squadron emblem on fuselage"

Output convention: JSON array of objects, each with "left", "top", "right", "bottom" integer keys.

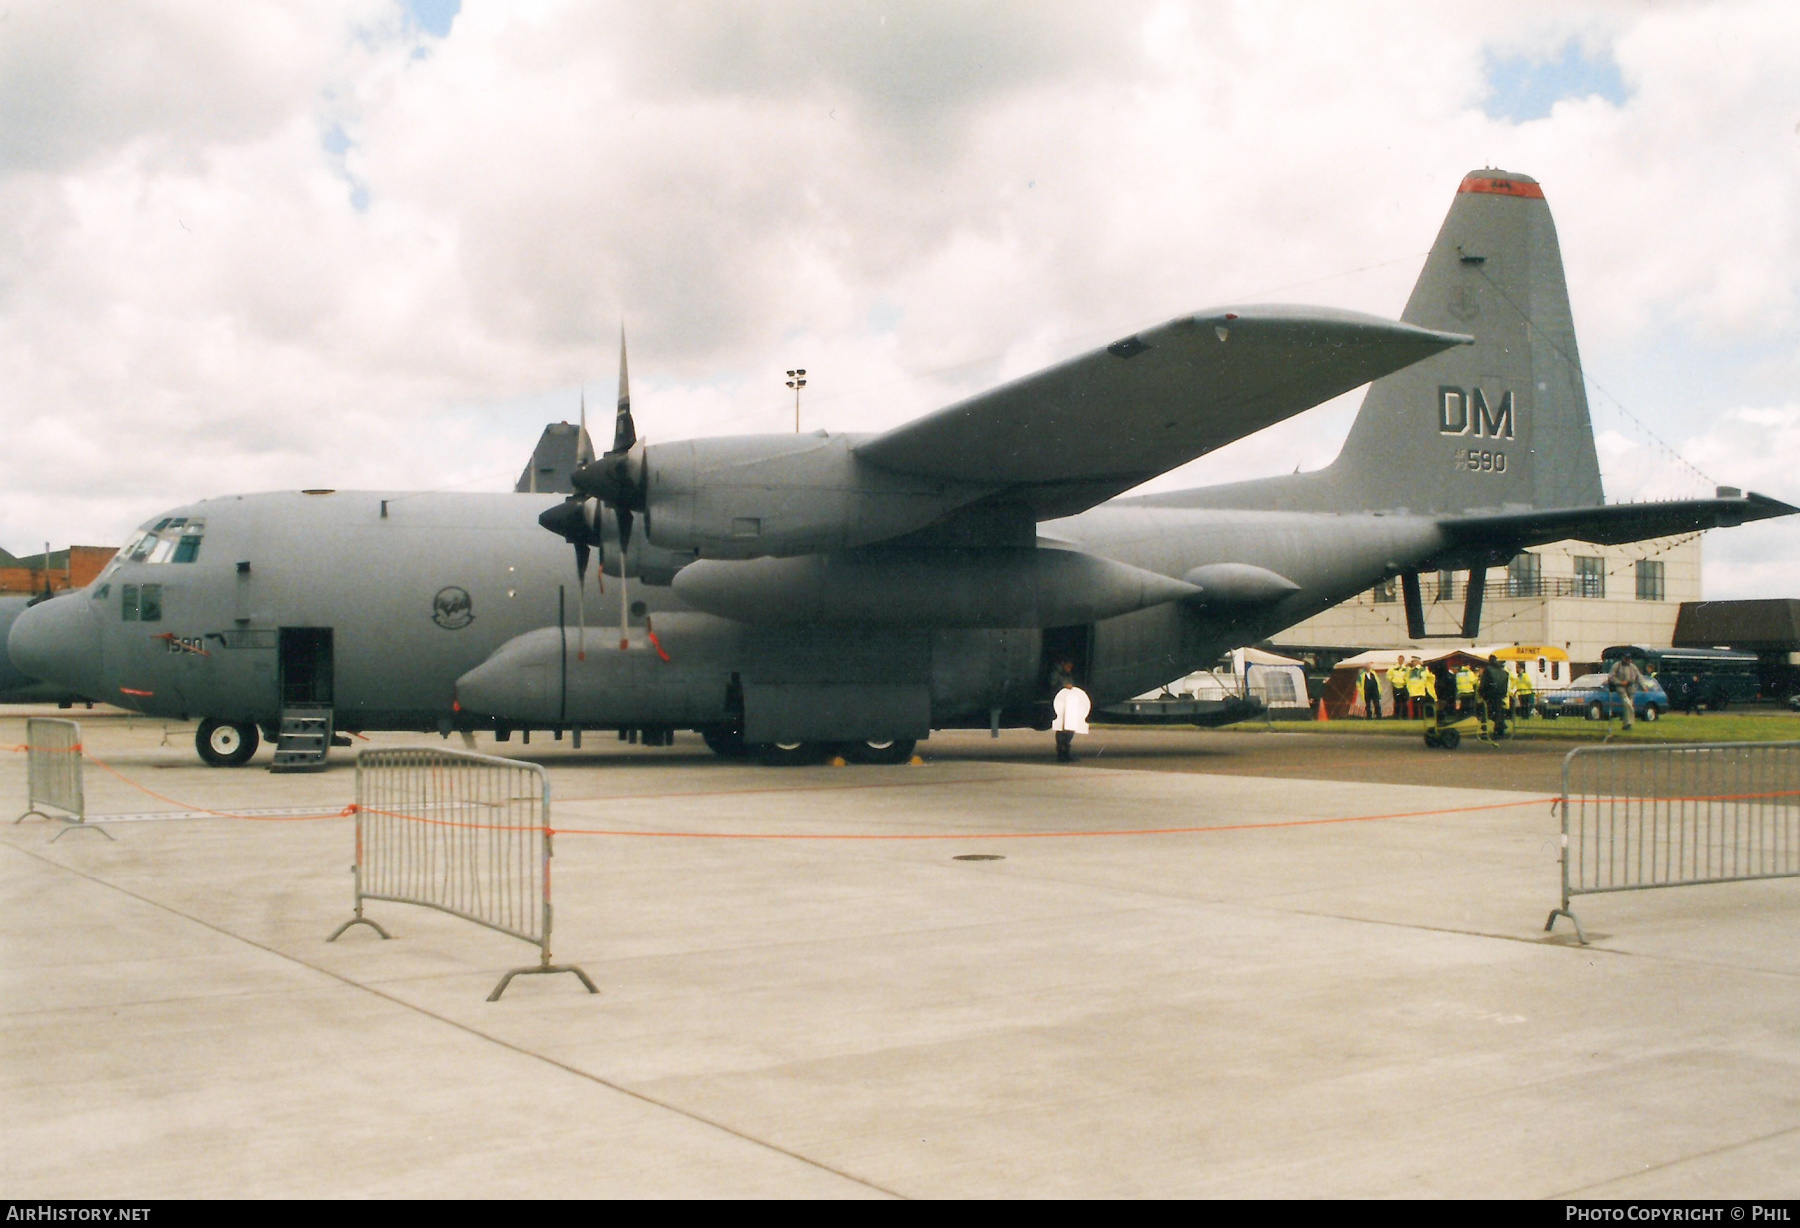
[{"left": 432, "top": 586, "right": 474, "bottom": 630}]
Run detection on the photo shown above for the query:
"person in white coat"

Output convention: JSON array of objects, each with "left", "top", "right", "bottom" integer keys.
[{"left": 1052, "top": 678, "right": 1091, "bottom": 762}]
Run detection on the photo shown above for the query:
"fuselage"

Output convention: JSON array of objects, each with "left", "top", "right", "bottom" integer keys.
[{"left": 6, "top": 487, "right": 1448, "bottom": 734}]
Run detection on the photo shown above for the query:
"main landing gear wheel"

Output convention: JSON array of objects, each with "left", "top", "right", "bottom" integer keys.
[
  {"left": 760, "top": 741, "right": 822, "bottom": 766},
  {"left": 841, "top": 738, "right": 917, "bottom": 765},
  {"left": 701, "top": 725, "right": 750, "bottom": 759},
  {"left": 196, "top": 719, "right": 259, "bottom": 767}
]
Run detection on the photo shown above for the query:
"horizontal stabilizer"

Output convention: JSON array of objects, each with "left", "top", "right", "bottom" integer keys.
[
  {"left": 857, "top": 306, "right": 1471, "bottom": 520},
  {"left": 1438, "top": 491, "right": 1799, "bottom": 552}
]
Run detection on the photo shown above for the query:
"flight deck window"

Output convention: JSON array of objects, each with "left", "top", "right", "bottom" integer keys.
[
  {"left": 173, "top": 535, "right": 202, "bottom": 564},
  {"left": 139, "top": 584, "right": 162, "bottom": 622},
  {"left": 93, "top": 585, "right": 110, "bottom": 601},
  {"left": 121, "top": 585, "right": 139, "bottom": 620},
  {"left": 127, "top": 533, "right": 156, "bottom": 562},
  {"left": 148, "top": 538, "right": 174, "bottom": 564}
]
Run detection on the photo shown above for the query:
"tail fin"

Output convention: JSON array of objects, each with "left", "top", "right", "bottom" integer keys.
[
  {"left": 1149, "top": 169, "right": 1604, "bottom": 515},
  {"left": 1334, "top": 169, "right": 1602, "bottom": 512}
]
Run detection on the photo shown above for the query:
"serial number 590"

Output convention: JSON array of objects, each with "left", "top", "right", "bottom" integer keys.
[{"left": 1456, "top": 449, "right": 1507, "bottom": 473}]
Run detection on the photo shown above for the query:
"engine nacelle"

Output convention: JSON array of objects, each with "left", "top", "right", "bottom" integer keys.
[{"left": 642, "top": 433, "right": 979, "bottom": 559}]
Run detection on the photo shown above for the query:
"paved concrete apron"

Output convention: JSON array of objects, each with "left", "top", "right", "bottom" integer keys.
[{"left": 4, "top": 716, "right": 1798, "bottom": 1197}]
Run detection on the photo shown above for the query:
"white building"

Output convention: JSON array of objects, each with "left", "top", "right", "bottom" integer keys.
[{"left": 1273, "top": 534, "right": 1701, "bottom": 670}]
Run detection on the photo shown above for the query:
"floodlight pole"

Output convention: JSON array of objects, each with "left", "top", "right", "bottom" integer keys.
[{"left": 786, "top": 368, "right": 807, "bottom": 432}]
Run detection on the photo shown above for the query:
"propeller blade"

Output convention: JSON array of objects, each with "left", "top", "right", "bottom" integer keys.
[
  {"left": 618, "top": 505, "right": 632, "bottom": 651},
  {"left": 571, "top": 541, "right": 589, "bottom": 660},
  {"left": 575, "top": 387, "right": 596, "bottom": 466},
  {"left": 613, "top": 324, "right": 636, "bottom": 454}
]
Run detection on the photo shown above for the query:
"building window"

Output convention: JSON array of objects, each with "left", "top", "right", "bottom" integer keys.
[
  {"left": 1636, "top": 559, "right": 1666, "bottom": 601},
  {"left": 1373, "top": 577, "right": 1397, "bottom": 604},
  {"left": 1435, "top": 569, "right": 1456, "bottom": 602},
  {"left": 1574, "top": 556, "right": 1606, "bottom": 599},
  {"left": 1507, "top": 552, "right": 1541, "bottom": 598}
]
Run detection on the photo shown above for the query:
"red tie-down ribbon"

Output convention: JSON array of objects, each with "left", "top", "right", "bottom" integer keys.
[{"left": 644, "top": 616, "right": 671, "bottom": 662}]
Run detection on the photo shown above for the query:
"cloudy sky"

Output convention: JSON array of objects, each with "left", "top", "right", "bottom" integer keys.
[{"left": 3, "top": 0, "right": 1797, "bottom": 595}]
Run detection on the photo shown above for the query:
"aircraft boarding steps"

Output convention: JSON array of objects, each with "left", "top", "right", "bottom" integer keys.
[{"left": 271, "top": 705, "right": 333, "bottom": 773}]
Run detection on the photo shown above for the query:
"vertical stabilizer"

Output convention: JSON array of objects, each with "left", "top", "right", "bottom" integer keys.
[
  {"left": 1143, "top": 170, "right": 1604, "bottom": 515},
  {"left": 1334, "top": 170, "right": 1602, "bottom": 512}
]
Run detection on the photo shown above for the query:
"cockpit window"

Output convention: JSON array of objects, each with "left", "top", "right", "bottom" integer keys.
[
  {"left": 93, "top": 584, "right": 110, "bottom": 600},
  {"left": 125, "top": 520, "right": 207, "bottom": 565},
  {"left": 120, "top": 583, "right": 162, "bottom": 622}
]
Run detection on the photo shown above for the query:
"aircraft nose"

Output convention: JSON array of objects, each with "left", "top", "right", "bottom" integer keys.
[{"left": 7, "top": 596, "right": 103, "bottom": 698}]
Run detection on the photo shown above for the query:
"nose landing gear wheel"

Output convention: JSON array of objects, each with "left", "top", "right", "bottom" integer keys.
[{"left": 196, "top": 719, "right": 260, "bottom": 767}]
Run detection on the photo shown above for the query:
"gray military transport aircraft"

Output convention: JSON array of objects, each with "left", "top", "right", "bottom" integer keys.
[{"left": 9, "top": 169, "right": 1794, "bottom": 768}]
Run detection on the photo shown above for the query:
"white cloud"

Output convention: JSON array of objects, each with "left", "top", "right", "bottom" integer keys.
[{"left": 1, "top": 0, "right": 1797, "bottom": 601}]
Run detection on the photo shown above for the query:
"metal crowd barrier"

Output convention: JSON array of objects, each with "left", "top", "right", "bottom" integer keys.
[
  {"left": 328, "top": 747, "right": 596, "bottom": 1001},
  {"left": 12, "top": 717, "right": 110, "bottom": 842},
  {"left": 1547, "top": 741, "right": 1800, "bottom": 943}
]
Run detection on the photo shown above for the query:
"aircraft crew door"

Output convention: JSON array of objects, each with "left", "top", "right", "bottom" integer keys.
[
  {"left": 1040, "top": 623, "right": 1094, "bottom": 693},
  {"left": 278, "top": 628, "right": 334, "bottom": 708}
]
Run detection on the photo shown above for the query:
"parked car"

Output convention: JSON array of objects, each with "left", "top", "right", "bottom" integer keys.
[{"left": 1538, "top": 673, "right": 1670, "bottom": 721}]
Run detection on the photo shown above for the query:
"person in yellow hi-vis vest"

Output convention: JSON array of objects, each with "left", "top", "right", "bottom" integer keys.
[
  {"left": 1455, "top": 663, "right": 1478, "bottom": 719},
  {"left": 1388, "top": 660, "right": 1411, "bottom": 719},
  {"left": 1405, "top": 658, "right": 1429, "bottom": 721},
  {"left": 1511, "top": 662, "right": 1535, "bottom": 719}
]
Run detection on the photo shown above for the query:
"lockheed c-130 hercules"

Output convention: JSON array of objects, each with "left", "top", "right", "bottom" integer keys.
[{"left": 9, "top": 169, "right": 1794, "bottom": 768}]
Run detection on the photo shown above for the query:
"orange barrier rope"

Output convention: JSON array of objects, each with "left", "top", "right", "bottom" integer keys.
[
  {"left": 79, "top": 752, "right": 355, "bottom": 822},
  {"left": 14, "top": 740, "right": 1788, "bottom": 842},
  {"left": 547, "top": 794, "right": 1563, "bottom": 840}
]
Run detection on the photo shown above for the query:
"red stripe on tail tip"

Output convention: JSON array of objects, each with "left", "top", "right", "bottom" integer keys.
[{"left": 1458, "top": 175, "right": 1544, "bottom": 199}]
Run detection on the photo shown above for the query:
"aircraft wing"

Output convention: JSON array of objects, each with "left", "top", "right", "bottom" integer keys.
[
  {"left": 854, "top": 305, "right": 1472, "bottom": 520},
  {"left": 1437, "top": 491, "right": 1799, "bottom": 552}
]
